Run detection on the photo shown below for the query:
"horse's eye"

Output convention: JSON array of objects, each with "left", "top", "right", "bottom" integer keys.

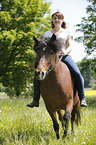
[{"left": 50, "top": 51, "right": 53, "bottom": 55}]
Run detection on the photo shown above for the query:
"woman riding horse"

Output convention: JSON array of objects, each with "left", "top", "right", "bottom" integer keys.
[{"left": 27, "top": 11, "right": 87, "bottom": 108}]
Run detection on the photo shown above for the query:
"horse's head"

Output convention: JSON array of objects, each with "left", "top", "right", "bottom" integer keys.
[{"left": 33, "top": 34, "right": 62, "bottom": 80}]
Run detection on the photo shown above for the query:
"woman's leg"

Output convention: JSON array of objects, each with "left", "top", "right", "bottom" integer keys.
[
  {"left": 27, "top": 75, "right": 40, "bottom": 108},
  {"left": 61, "top": 55, "right": 87, "bottom": 107}
]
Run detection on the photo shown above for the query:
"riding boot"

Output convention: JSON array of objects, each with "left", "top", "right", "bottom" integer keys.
[
  {"left": 27, "top": 100, "right": 39, "bottom": 108},
  {"left": 27, "top": 76, "right": 40, "bottom": 108}
]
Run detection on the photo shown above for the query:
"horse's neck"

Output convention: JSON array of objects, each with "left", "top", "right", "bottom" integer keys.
[
  {"left": 53, "top": 55, "right": 60, "bottom": 68},
  {"left": 53, "top": 60, "right": 69, "bottom": 78},
  {"left": 47, "top": 55, "right": 69, "bottom": 81}
]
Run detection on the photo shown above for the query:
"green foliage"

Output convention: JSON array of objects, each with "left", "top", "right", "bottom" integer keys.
[
  {"left": 0, "top": 83, "right": 5, "bottom": 92},
  {"left": 82, "top": 69, "right": 92, "bottom": 88},
  {"left": 77, "top": 59, "right": 96, "bottom": 88},
  {"left": 78, "top": 58, "right": 96, "bottom": 77},
  {"left": 75, "top": 0, "right": 96, "bottom": 55},
  {"left": 75, "top": 0, "right": 96, "bottom": 75},
  {"left": 92, "top": 83, "right": 96, "bottom": 90},
  {"left": 0, "top": 0, "right": 51, "bottom": 97}
]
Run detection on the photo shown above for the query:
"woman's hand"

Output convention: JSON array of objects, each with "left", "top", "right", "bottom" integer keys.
[
  {"left": 59, "top": 50, "right": 66, "bottom": 56},
  {"left": 59, "top": 51, "right": 66, "bottom": 56}
]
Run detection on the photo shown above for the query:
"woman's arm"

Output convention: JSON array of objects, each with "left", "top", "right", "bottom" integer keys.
[
  {"left": 65, "top": 38, "right": 72, "bottom": 55},
  {"left": 60, "top": 38, "right": 72, "bottom": 56}
]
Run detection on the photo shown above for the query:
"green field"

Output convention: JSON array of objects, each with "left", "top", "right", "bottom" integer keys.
[{"left": 0, "top": 90, "right": 96, "bottom": 145}]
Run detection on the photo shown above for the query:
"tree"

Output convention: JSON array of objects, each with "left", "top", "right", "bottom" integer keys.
[
  {"left": 75, "top": 0, "right": 96, "bottom": 75},
  {"left": 77, "top": 60, "right": 96, "bottom": 88},
  {"left": 0, "top": 0, "right": 51, "bottom": 97}
]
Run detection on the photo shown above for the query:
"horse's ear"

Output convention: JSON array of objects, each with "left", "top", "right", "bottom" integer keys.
[
  {"left": 50, "top": 34, "right": 56, "bottom": 42},
  {"left": 33, "top": 36, "right": 40, "bottom": 43}
]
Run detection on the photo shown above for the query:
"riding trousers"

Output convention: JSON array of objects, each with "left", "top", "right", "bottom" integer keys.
[
  {"left": 61, "top": 55, "right": 85, "bottom": 100},
  {"left": 33, "top": 55, "right": 85, "bottom": 102}
]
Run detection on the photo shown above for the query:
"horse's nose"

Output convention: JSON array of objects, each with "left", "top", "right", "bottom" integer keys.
[
  {"left": 35, "top": 70, "right": 40, "bottom": 77},
  {"left": 35, "top": 70, "right": 45, "bottom": 80},
  {"left": 41, "top": 71, "right": 44, "bottom": 78}
]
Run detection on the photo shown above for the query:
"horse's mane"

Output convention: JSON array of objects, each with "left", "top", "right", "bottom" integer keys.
[
  {"left": 34, "top": 34, "right": 64, "bottom": 53},
  {"left": 46, "top": 37, "right": 64, "bottom": 53}
]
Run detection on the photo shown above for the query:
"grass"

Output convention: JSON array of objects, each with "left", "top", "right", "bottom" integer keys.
[{"left": 0, "top": 90, "right": 96, "bottom": 145}]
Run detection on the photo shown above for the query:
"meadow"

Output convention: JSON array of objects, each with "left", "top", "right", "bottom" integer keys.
[{"left": 0, "top": 90, "right": 96, "bottom": 145}]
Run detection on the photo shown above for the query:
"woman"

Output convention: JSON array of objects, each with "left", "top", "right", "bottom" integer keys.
[{"left": 27, "top": 12, "right": 87, "bottom": 108}]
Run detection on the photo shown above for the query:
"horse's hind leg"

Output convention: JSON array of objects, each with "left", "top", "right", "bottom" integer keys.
[
  {"left": 63, "top": 100, "right": 73, "bottom": 138},
  {"left": 48, "top": 110, "right": 60, "bottom": 139},
  {"left": 71, "top": 110, "right": 76, "bottom": 139},
  {"left": 57, "top": 110, "right": 65, "bottom": 128},
  {"left": 71, "top": 100, "right": 80, "bottom": 139},
  {"left": 71, "top": 106, "right": 77, "bottom": 135}
]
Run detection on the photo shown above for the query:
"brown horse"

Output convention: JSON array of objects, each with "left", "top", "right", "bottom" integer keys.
[{"left": 33, "top": 34, "right": 80, "bottom": 139}]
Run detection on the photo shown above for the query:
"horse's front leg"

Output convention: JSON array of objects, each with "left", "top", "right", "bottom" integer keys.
[
  {"left": 48, "top": 110, "right": 60, "bottom": 139},
  {"left": 63, "top": 99, "right": 73, "bottom": 138}
]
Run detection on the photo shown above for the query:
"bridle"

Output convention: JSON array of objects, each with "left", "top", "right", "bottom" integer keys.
[
  {"left": 35, "top": 39, "right": 63, "bottom": 77},
  {"left": 46, "top": 55, "right": 63, "bottom": 74}
]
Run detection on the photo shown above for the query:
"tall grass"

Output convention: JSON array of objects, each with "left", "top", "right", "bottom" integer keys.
[{"left": 0, "top": 90, "right": 96, "bottom": 145}]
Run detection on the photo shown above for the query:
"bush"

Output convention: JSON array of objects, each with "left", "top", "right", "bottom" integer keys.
[
  {"left": 92, "top": 83, "right": 96, "bottom": 90},
  {"left": 0, "top": 83, "right": 5, "bottom": 92}
]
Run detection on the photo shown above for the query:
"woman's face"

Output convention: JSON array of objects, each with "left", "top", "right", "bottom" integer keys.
[{"left": 52, "top": 15, "right": 63, "bottom": 28}]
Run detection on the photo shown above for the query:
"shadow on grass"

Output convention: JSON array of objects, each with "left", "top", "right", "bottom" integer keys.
[{"left": 86, "top": 96, "right": 96, "bottom": 108}]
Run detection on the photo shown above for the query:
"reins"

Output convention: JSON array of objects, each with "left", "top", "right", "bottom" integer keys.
[{"left": 47, "top": 55, "right": 63, "bottom": 74}]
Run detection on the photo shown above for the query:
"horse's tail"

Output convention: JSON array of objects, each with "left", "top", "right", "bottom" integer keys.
[
  {"left": 73, "top": 84, "right": 81, "bottom": 125},
  {"left": 72, "top": 101, "right": 81, "bottom": 126}
]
